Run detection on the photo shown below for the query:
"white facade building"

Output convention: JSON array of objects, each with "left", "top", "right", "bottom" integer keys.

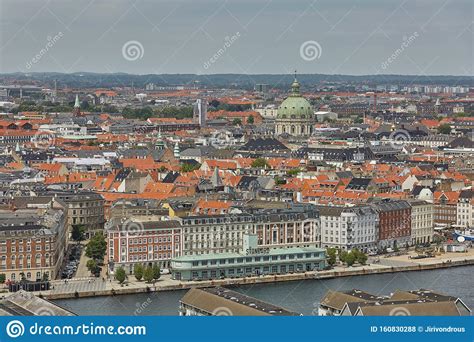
[
  {"left": 457, "top": 190, "right": 473, "bottom": 228},
  {"left": 255, "top": 105, "right": 278, "bottom": 119},
  {"left": 319, "top": 206, "right": 378, "bottom": 252},
  {"left": 409, "top": 200, "right": 434, "bottom": 245}
]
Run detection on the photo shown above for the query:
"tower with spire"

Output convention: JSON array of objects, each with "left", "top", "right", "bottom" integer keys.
[
  {"left": 73, "top": 94, "right": 81, "bottom": 116},
  {"left": 173, "top": 142, "right": 180, "bottom": 159},
  {"left": 274, "top": 71, "right": 316, "bottom": 136},
  {"left": 210, "top": 167, "right": 223, "bottom": 188}
]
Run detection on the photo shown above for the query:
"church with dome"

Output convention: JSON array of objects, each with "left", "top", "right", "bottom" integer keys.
[{"left": 275, "top": 78, "right": 316, "bottom": 137}]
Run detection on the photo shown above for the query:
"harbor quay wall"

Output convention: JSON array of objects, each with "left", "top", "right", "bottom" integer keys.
[{"left": 41, "top": 257, "right": 474, "bottom": 300}]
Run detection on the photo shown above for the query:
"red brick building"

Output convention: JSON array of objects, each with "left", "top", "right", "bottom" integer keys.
[
  {"left": 371, "top": 199, "right": 412, "bottom": 250},
  {"left": 0, "top": 201, "right": 68, "bottom": 282},
  {"left": 107, "top": 219, "right": 182, "bottom": 274}
]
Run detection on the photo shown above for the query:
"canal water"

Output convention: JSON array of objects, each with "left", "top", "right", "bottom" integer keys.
[{"left": 54, "top": 266, "right": 474, "bottom": 316}]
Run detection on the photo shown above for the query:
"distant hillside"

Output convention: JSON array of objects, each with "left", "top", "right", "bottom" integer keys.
[{"left": 0, "top": 72, "right": 472, "bottom": 89}]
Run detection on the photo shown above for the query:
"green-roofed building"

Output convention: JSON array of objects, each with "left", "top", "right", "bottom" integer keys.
[
  {"left": 171, "top": 233, "right": 326, "bottom": 281},
  {"left": 275, "top": 78, "right": 316, "bottom": 136}
]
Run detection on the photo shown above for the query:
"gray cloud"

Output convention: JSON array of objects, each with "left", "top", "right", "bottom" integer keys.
[{"left": 0, "top": 0, "right": 472, "bottom": 75}]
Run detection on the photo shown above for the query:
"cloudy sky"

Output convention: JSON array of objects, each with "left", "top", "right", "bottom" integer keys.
[{"left": 0, "top": 0, "right": 472, "bottom": 75}]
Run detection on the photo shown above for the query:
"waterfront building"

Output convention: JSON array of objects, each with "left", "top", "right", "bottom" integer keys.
[
  {"left": 178, "top": 204, "right": 320, "bottom": 256},
  {"left": 370, "top": 199, "right": 412, "bottom": 250},
  {"left": 318, "top": 289, "right": 379, "bottom": 316},
  {"left": 170, "top": 233, "right": 326, "bottom": 281},
  {"left": 319, "top": 289, "right": 471, "bottom": 316},
  {"left": 317, "top": 205, "right": 378, "bottom": 253},
  {"left": 179, "top": 287, "right": 300, "bottom": 316},
  {"left": 0, "top": 200, "right": 68, "bottom": 282},
  {"left": 457, "top": 190, "right": 473, "bottom": 228},
  {"left": 275, "top": 78, "right": 316, "bottom": 136},
  {"left": 408, "top": 200, "right": 434, "bottom": 245},
  {"left": 107, "top": 219, "right": 182, "bottom": 273},
  {"left": 433, "top": 191, "right": 459, "bottom": 228},
  {"left": 0, "top": 290, "right": 76, "bottom": 316}
]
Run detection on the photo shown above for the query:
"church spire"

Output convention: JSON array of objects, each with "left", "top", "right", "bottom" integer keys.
[
  {"left": 73, "top": 94, "right": 81, "bottom": 116},
  {"left": 290, "top": 75, "right": 300, "bottom": 96},
  {"left": 173, "top": 142, "right": 180, "bottom": 158}
]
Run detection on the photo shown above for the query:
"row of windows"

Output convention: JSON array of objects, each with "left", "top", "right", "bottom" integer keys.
[
  {"left": 128, "top": 245, "right": 171, "bottom": 253},
  {"left": 70, "top": 201, "right": 102, "bottom": 208},
  {"left": 0, "top": 230, "right": 51, "bottom": 237},
  {"left": 1, "top": 254, "right": 49, "bottom": 260},
  {"left": 117, "top": 230, "right": 175, "bottom": 237},
  {"left": 0, "top": 238, "right": 50, "bottom": 244},
  {"left": 324, "top": 229, "right": 375, "bottom": 235},
  {"left": 124, "top": 253, "right": 171, "bottom": 262},
  {"left": 324, "top": 236, "right": 374, "bottom": 243},
  {"left": 185, "top": 225, "right": 248, "bottom": 233},
  {"left": 127, "top": 237, "right": 175, "bottom": 244},
  {"left": 176, "top": 262, "right": 323, "bottom": 280},
  {"left": 9, "top": 271, "right": 50, "bottom": 281},
  {"left": 71, "top": 209, "right": 103, "bottom": 215},
  {"left": 1, "top": 245, "right": 49, "bottom": 253},
  {"left": 189, "top": 252, "right": 323, "bottom": 267},
  {"left": 1, "top": 263, "right": 51, "bottom": 269},
  {"left": 182, "top": 217, "right": 253, "bottom": 226}
]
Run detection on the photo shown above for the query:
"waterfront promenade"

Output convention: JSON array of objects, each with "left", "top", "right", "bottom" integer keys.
[{"left": 24, "top": 249, "right": 474, "bottom": 300}]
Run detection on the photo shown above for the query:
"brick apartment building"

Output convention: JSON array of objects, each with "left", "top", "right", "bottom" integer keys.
[
  {"left": 371, "top": 199, "right": 412, "bottom": 250},
  {"left": 106, "top": 219, "right": 182, "bottom": 274},
  {"left": 0, "top": 199, "right": 68, "bottom": 281}
]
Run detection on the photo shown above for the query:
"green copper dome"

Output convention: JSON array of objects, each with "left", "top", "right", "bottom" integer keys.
[{"left": 277, "top": 79, "right": 313, "bottom": 119}]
